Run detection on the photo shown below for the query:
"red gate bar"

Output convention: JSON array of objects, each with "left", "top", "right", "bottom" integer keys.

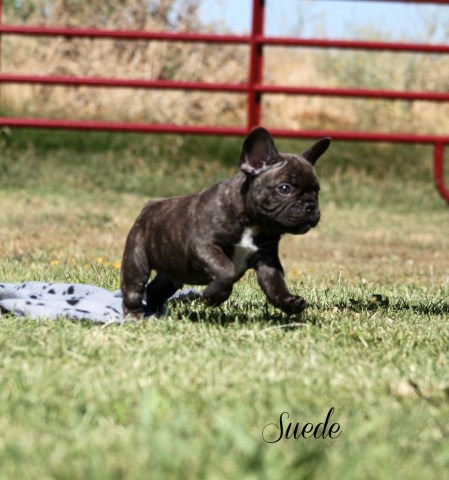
[
  {"left": 0, "top": 0, "right": 448, "bottom": 203},
  {"left": 2, "top": 24, "right": 449, "bottom": 53},
  {"left": 0, "top": 74, "right": 248, "bottom": 93},
  {"left": 0, "top": 25, "right": 248, "bottom": 44},
  {"left": 258, "top": 36, "right": 449, "bottom": 53},
  {"left": 2, "top": 73, "right": 449, "bottom": 103},
  {"left": 0, "top": 116, "right": 445, "bottom": 144}
]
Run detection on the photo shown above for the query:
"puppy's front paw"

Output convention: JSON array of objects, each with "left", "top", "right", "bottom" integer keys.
[
  {"left": 278, "top": 295, "right": 308, "bottom": 314},
  {"left": 203, "top": 285, "right": 232, "bottom": 307}
]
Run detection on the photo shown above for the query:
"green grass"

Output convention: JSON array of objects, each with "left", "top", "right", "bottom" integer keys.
[{"left": 0, "top": 129, "right": 448, "bottom": 479}]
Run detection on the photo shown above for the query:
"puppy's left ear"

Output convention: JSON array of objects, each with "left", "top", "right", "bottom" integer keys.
[
  {"left": 240, "top": 127, "right": 280, "bottom": 176},
  {"left": 301, "top": 137, "right": 331, "bottom": 165}
]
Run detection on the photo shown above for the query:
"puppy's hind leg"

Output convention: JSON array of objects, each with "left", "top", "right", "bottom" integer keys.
[
  {"left": 121, "top": 234, "right": 151, "bottom": 319},
  {"left": 145, "top": 273, "right": 178, "bottom": 315}
]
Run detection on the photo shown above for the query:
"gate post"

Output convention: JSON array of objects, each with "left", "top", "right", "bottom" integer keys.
[
  {"left": 434, "top": 143, "right": 449, "bottom": 203},
  {"left": 0, "top": 0, "right": 3, "bottom": 114},
  {"left": 247, "top": 0, "right": 265, "bottom": 130}
]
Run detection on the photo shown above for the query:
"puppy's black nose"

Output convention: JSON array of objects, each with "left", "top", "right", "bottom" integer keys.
[{"left": 305, "top": 201, "right": 316, "bottom": 213}]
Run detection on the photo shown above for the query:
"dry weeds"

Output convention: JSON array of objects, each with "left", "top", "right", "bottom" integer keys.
[{"left": 1, "top": 1, "right": 449, "bottom": 134}]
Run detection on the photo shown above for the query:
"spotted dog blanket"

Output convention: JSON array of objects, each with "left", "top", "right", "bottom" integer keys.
[{"left": 0, "top": 282, "right": 200, "bottom": 323}]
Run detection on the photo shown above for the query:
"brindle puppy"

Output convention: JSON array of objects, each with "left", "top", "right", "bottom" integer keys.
[{"left": 121, "top": 127, "right": 330, "bottom": 318}]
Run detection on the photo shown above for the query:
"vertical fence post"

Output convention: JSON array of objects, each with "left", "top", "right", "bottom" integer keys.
[
  {"left": 434, "top": 143, "right": 449, "bottom": 203},
  {"left": 0, "top": 0, "right": 3, "bottom": 114},
  {"left": 247, "top": 0, "right": 265, "bottom": 131}
]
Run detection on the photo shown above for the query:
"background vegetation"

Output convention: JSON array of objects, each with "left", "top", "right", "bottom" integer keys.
[
  {"left": 0, "top": 1, "right": 448, "bottom": 479},
  {"left": 2, "top": 0, "right": 449, "bottom": 133}
]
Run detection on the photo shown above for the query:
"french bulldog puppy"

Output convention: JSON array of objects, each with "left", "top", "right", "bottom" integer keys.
[{"left": 121, "top": 127, "right": 330, "bottom": 318}]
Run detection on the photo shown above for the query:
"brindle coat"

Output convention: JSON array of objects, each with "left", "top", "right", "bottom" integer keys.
[{"left": 121, "top": 128, "right": 330, "bottom": 317}]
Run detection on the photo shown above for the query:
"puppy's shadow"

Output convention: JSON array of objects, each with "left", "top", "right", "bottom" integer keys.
[{"left": 167, "top": 297, "right": 310, "bottom": 327}]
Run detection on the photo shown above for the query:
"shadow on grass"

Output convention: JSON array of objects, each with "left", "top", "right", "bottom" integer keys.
[
  {"left": 168, "top": 299, "right": 311, "bottom": 327},
  {"left": 325, "top": 295, "right": 449, "bottom": 316},
  {"left": 169, "top": 290, "right": 448, "bottom": 327}
]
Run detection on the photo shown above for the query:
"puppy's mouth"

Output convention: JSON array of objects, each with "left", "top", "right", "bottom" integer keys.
[
  {"left": 287, "top": 213, "right": 320, "bottom": 234},
  {"left": 289, "top": 223, "right": 313, "bottom": 234},
  {"left": 260, "top": 205, "right": 320, "bottom": 235}
]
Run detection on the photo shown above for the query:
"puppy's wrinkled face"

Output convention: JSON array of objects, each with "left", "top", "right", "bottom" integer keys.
[
  {"left": 248, "top": 154, "right": 320, "bottom": 234},
  {"left": 239, "top": 128, "right": 330, "bottom": 235}
]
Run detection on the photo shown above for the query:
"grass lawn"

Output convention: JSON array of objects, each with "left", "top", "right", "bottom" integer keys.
[{"left": 0, "top": 130, "right": 448, "bottom": 479}]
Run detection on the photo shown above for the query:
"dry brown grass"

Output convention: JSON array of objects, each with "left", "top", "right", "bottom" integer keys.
[
  {"left": 1, "top": 0, "right": 248, "bottom": 126},
  {"left": 2, "top": 1, "right": 449, "bottom": 134},
  {"left": 263, "top": 47, "right": 449, "bottom": 134},
  {"left": 1, "top": 187, "right": 447, "bottom": 288}
]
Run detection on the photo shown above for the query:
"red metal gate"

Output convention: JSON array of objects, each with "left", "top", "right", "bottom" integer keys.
[{"left": 0, "top": 0, "right": 448, "bottom": 202}]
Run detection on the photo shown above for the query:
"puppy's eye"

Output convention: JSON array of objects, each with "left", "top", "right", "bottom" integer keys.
[{"left": 277, "top": 183, "right": 292, "bottom": 195}]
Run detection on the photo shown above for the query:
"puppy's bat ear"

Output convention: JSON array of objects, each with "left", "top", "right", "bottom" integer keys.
[
  {"left": 301, "top": 137, "right": 331, "bottom": 165},
  {"left": 240, "top": 127, "right": 280, "bottom": 176}
]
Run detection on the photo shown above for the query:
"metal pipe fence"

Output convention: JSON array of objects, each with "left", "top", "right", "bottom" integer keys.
[{"left": 0, "top": 0, "right": 448, "bottom": 202}]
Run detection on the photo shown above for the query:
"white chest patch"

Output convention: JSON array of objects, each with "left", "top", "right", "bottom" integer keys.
[{"left": 232, "top": 227, "right": 259, "bottom": 276}]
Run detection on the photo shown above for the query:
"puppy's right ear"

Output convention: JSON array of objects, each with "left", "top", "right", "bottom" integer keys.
[
  {"left": 240, "top": 127, "right": 280, "bottom": 176},
  {"left": 300, "top": 137, "right": 331, "bottom": 166}
]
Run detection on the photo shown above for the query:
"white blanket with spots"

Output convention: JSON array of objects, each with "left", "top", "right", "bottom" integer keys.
[{"left": 0, "top": 282, "right": 199, "bottom": 323}]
